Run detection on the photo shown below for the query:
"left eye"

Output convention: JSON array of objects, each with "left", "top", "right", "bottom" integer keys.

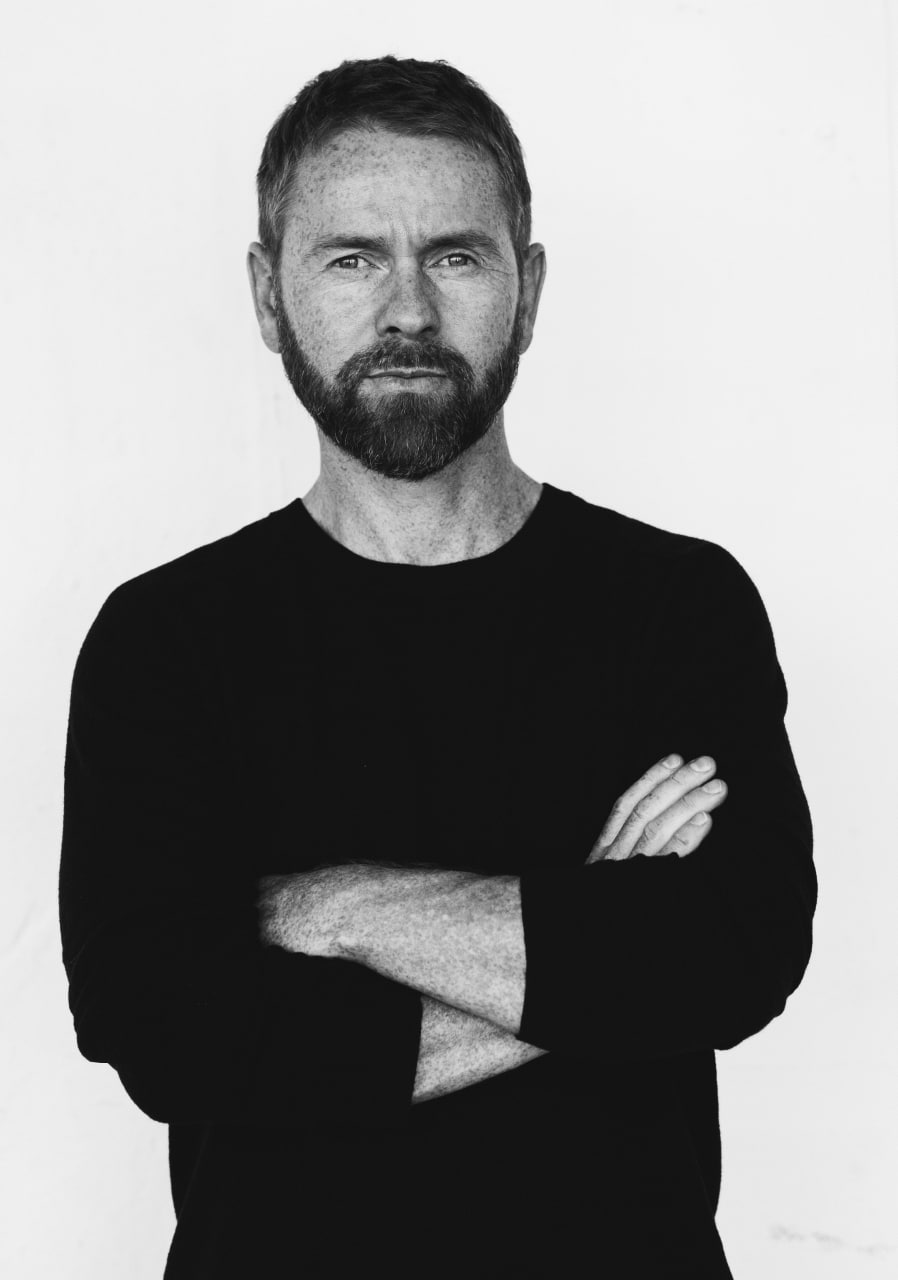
[{"left": 440, "top": 253, "right": 474, "bottom": 268}]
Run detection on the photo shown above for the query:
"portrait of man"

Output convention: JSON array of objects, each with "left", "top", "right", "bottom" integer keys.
[{"left": 59, "top": 55, "right": 816, "bottom": 1278}]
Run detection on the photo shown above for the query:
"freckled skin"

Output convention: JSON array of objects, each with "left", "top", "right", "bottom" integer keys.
[{"left": 247, "top": 127, "right": 547, "bottom": 565}]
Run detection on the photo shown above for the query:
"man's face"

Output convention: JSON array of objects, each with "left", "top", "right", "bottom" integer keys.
[{"left": 269, "top": 128, "right": 529, "bottom": 482}]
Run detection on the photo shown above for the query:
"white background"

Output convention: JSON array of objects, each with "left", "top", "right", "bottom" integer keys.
[{"left": 2, "top": 1, "right": 897, "bottom": 1276}]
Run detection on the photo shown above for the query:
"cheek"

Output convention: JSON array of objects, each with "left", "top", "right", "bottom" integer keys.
[
  {"left": 288, "top": 289, "right": 360, "bottom": 371},
  {"left": 446, "top": 293, "right": 517, "bottom": 363}
]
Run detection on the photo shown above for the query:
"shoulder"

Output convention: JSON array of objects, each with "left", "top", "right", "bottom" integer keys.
[
  {"left": 554, "top": 485, "right": 758, "bottom": 599},
  {"left": 548, "top": 487, "right": 778, "bottom": 662},
  {"left": 80, "top": 502, "right": 299, "bottom": 660},
  {"left": 553, "top": 489, "right": 785, "bottom": 698}
]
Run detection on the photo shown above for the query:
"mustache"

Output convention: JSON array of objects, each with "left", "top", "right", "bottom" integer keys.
[{"left": 339, "top": 342, "right": 475, "bottom": 386}]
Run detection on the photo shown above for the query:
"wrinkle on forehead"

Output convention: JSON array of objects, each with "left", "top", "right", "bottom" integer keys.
[{"left": 282, "top": 126, "right": 512, "bottom": 253}]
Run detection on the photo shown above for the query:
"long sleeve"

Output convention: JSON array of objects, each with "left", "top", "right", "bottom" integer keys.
[
  {"left": 516, "top": 540, "right": 816, "bottom": 1061},
  {"left": 59, "top": 579, "right": 423, "bottom": 1129}
]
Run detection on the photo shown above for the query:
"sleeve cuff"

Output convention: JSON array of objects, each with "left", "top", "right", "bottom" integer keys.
[
  {"left": 250, "top": 948, "right": 424, "bottom": 1130},
  {"left": 516, "top": 857, "right": 685, "bottom": 1060}
]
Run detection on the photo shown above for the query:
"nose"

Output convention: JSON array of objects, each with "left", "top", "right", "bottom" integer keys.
[{"left": 374, "top": 262, "right": 439, "bottom": 341}]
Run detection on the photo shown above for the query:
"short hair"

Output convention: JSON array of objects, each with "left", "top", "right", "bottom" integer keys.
[{"left": 256, "top": 56, "right": 532, "bottom": 279}]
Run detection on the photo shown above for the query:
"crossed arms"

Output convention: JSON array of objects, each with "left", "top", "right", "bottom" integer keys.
[
  {"left": 60, "top": 542, "right": 816, "bottom": 1126},
  {"left": 257, "top": 754, "right": 728, "bottom": 1103}
]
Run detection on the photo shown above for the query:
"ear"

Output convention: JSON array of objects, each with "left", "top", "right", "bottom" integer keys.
[
  {"left": 516, "top": 243, "right": 547, "bottom": 356},
  {"left": 246, "top": 243, "right": 281, "bottom": 354}
]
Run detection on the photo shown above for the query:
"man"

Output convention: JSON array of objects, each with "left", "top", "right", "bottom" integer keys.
[{"left": 60, "top": 56, "right": 816, "bottom": 1278}]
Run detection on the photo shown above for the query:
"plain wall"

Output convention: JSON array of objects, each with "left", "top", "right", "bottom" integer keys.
[{"left": 2, "top": 1, "right": 897, "bottom": 1275}]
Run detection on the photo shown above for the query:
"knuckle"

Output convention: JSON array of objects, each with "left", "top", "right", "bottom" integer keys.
[
  {"left": 643, "top": 817, "right": 663, "bottom": 844},
  {"left": 634, "top": 796, "right": 655, "bottom": 820},
  {"left": 620, "top": 814, "right": 641, "bottom": 840}
]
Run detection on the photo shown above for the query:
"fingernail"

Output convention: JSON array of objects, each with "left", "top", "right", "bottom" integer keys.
[
  {"left": 663, "top": 754, "right": 682, "bottom": 768},
  {"left": 691, "top": 812, "right": 709, "bottom": 824},
  {"left": 702, "top": 779, "right": 724, "bottom": 793},
  {"left": 691, "top": 756, "right": 714, "bottom": 771}
]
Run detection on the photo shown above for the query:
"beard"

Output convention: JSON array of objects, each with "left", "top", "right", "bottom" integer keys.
[{"left": 273, "top": 295, "right": 525, "bottom": 482}]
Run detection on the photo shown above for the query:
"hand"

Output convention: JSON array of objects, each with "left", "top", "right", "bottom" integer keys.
[
  {"left": 257, "top": 865, "right": 359, "bottom": 957},
  {"left": 586, "top": 753, "right": 728, "bottom": 863}
]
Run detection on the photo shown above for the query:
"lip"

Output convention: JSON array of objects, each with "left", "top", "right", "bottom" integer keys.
[{"left": 367, "top": 370, "right": 447, "bottom": 379}]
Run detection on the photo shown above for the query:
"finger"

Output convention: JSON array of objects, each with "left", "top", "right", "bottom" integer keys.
[
  {"left": 602, "top": 756, "right": 718, "bottom": 862},
  {"left": 650, "top": 810, "right": 714, "bottom": 859},
  {"left": 590, "top": 753, "right": 684, "bottom": 860},
  {"left": 631, "top": 778, "right": 728, "bottom": 858}
]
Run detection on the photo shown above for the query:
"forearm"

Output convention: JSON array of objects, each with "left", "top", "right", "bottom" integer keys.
[
  {"left": 412, "top": 995, "right": 547, "bottom": 1105},
  {"left": 340, "top": 867, "right": 526, "bottom": 1035}
]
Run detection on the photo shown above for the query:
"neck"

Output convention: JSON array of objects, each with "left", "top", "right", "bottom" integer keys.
[{"left": 302, "top": 421, "right": 541, "bottom": 566}]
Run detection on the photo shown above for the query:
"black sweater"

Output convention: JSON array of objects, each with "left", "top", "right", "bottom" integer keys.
[{"left": 59, "top": 482, "right": 815, "bottom": 1278}]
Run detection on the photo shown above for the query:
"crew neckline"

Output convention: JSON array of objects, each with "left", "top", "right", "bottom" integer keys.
[{"left": 285, "top": 481, "right": 561, "bottom": 595}]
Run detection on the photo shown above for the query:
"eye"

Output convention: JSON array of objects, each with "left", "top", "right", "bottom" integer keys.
[
  {"left": 332, "top": 255, "right": 366, "bottom": 270},
  {"left": 438, "top": 252, "right": 476, "bottom": 269}
]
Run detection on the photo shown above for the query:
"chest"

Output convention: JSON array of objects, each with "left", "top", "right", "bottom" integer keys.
[{"left": 232, "top": 588, "right": 638, "bottom": 876}]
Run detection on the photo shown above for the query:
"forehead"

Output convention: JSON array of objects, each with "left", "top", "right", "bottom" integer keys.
[{"left": 282, "top": 127, "right": 511, "bottom": 247}]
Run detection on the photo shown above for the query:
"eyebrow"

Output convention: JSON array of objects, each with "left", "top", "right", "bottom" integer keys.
[{"left": 304, "top": 229, "right": 506, "bottom": 261}]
